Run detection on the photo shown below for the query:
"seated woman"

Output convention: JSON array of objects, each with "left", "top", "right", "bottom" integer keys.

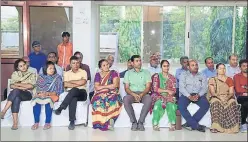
[
  {"left": 208, "top": 63, "right": 240, "bottom": 133},
  {"left": 31, "top": 61, "right": 63, "bottom": 130},
  {"left": 91, "top": 59, "right": 122, "bottom": 131},
  {"left": 1, "top": 59, "right": 36, "bottom": 130},
  {"left": 150, "top": 60, "right": 177, "bottom": 131}
]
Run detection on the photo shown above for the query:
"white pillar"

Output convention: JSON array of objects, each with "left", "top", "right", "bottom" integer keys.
[{"left": 73, "top": 1, "right": 99, "bottom": 76}]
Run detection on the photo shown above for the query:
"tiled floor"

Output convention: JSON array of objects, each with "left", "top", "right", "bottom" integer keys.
[{"left": 1, "top": 126, "right": 247, "bottom": 141}]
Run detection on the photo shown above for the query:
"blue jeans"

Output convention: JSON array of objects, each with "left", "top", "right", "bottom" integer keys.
[
  {"left": 33, "top": 104, "right": 53, "bottom": 123},
  {"left": 178, "top": 95, "right": 209, "bottom": 129}
]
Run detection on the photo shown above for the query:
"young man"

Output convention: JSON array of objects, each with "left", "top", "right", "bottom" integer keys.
[
  {"left": 123, "top": 55, "right": 152, "bottom": 131},
  {"left": 55, "top": 56, "right": 88, "bottom": 130},
  {"left": 39, "top": 52, "right": 63, "bottom": 77},
  {"left": 175, "top": 56, "right": 189, "bottom": 101},
  {"left": 65, "top": 51, "right": 91, "bottom": 81},
  {"left": 120, "top": 59, "right": 133, "bottom": 78},
  {"left": 226, "top": 54, "right": 241, "bottom": 78},
  {"left": 234, "top": 59, "right": 248, "bottom": 133},
  {"left": 201, "top": 57, "right": 217, "bottom": 79},
  {"left": 178, "top": 59, "right": 209, "bottom": 132},
  {"left": 57, "top": 32, "right": 73, "bottom": 70},
  {"left": 28, "top": 41, "right": 47, "bottom": 72}
]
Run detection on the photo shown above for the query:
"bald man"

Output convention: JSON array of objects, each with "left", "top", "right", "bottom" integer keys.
[
  {"left": 178, "top": 59, "right": 209, "bottom": 132},
  {"left": 106, "top": 54, "right": 119, "bottom": 72}
]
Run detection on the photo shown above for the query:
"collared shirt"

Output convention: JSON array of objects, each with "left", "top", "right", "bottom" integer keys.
[
  {"left": 64, "top": 69, "right": 87, "bottom": 90},
  {"left": 201, "top": 68, "right": 217, "bottom": 79},
  {"left": 179, "top": 71, "right": 208, "bottom": 97},
  {"left": 66, "top": 63, "right": 91, "bottom": 81},
  {"left": 124, "top": 68, "right": 151, "bottom": 92},
  {"left": 233, "top": 73, "right": 248, "bottom": 96},
  {"left": 226, "top": 64, "right": 241, "bottom": 78},
  {"left": 57, "top": 42, "right": 73, "bottom": 69},
  {"left": 29, "top": 52, "right": 47, "bottom": 72},
  {"left": 175, "top": 68, "right": 187, "bottom": 88},
  {"left": 147, "top": 66, "right": 162, "bottom": 75},
  {"left": 39, "top": 64, "right": 63, "bottom": 77}
]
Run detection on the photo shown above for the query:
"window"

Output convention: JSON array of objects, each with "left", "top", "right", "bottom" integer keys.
[
  {"left": 29, "top": 7, "right": 73, "bottom": 55},
  {"left": 1, "top": 6, "right": 23, "bottom": 57},
  {"left": 189, "top": 6, "right": 234, "bottom": 64},
  {"left": 100, "top": 6, "right": 142, "bottom": 64},
  {"left": 234, "top": 6, "right": 247, "bottom": 59}
]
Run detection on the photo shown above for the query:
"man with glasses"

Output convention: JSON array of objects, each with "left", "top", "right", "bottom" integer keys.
[
  {"left": 28, "top": 41, "right": 47, "bottom": 72},
  {"left": 39, "top": 52, "right": 63, "bottom": 77},
  {"left": 147, "top": 54, "right": 161, "bottom": 75},
  {"left": 65, "top": 51, "right": 91, "bottom": 81}
]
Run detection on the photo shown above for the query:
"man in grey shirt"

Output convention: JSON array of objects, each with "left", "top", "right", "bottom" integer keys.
[{"left": 178, "top": 59, "right": 209, "bottom": 132}]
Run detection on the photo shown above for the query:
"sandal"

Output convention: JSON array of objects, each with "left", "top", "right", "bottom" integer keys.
[
  {"left": 31, "top": 123, "right": 39, "bottom": 130},
  {"left": 210, "top": 129, "right": 218, "bottom": 133},
  {"left": 108, "top": 119, "right": 114, "bottom": 131},
  {"left": 169, "top": 124, "right": 176, "bottom": 131},
  {"left": 11, "top": 125, "right": 18, "bottom": 130},
  {"left": 43, "top": 123, "right": 51, "bottom": 130},
  {"left": 153, "top": 125, "right": 160, "bottom": 131}
]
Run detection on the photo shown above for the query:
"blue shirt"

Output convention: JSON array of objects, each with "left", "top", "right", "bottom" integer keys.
[
  {"left": 29, "top": 52, "right": 47, "bottom": 72},
  {"left": 175, "top": 68, "right": 188, "bottom": 88},
  {"left": 201, "top": 68, "right": 217, "bottom": 79}
]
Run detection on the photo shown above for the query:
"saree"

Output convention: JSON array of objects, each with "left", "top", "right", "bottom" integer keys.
[
  {"left": 150, "top": 73, "right": 177, "bottom": 126},
  {"left": 207, "top": 77, "right": 240, "bottom": 133},
  {"left": 91, "top": 70, "right": 123, "bottom": 131},
  {"left": 31, "top": 74, "right": 63, "bottom": 108},
  {"left": 10, "top": 71, "right": 37, "bottom": 94}
]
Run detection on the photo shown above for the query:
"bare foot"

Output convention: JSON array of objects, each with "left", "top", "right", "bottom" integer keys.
[{"left": 11, "top": 124, "right": 18, "bottom": 130}]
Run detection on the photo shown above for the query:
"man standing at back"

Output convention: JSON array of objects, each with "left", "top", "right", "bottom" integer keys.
[
  {"left": 226, "top": 54, "right": 241, "bottom": 78},
  {"left": 28, "top": 41, "right": 46, "bottom": 72},
  {"left": 57, "top": 32, "right": 73, "bottom": 70},
  {"left": 123, "top": 55, "right": 152, "bottom": 131},
  {"left": 201, "top": 57, "right": 216, "bottom": 79}
]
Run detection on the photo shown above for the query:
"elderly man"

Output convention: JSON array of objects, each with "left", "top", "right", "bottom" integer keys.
[
  {"left": 201, "top": 57, "right": 217, "bottom": 79},
  {"left": 175, "top": 56, "right": 189, "bottom": 101},
  {"left": 147, "top": 54, "right": 161, "bottom": 75},
  {"left": 106, "top": 54, "right": 118, "bottom": 72},
  {"left": 39, "top": 52, "right": 63, "bottom": 77},
  {"left": 226, "top": 54, "right": 241, "bottom": 78},
  {"left": 22, "top": 56, "right": 38, "bottom": 75},
  {"left": 178, "top": 59, "right": 209, "bottom": 132}
]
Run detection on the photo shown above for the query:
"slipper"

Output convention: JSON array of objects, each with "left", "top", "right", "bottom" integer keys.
[
  {"left": 31, "top": 123, "right": 39, "bottom": 130},
  {"left": 43, "top": 123, "right": 51, "bottom": 130},
  {"left": 153, "top": 125, "right": 160, "bottom": 131}
]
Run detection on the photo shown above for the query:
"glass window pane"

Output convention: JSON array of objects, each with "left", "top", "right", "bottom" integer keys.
[
  {"left": 235, "top": 6, "right": 247, "bottom": 59},
  {"left": 1, "top": 6, "right": 23, "bottom": 57},
  {"left": 100, "top": 6, "right": 142, "bottom": 64},
  {"left": 190, "top": 6, "right": 234, "bottom": 63},
  {"left": 30, "top": 7, "right": 73, "bottom": 55}
]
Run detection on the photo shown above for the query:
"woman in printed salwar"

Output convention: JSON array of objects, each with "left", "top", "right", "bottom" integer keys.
[
  {"left": 150, "top": 60, "right": 177, "bottom": 131},
  {"left": 91, "top": 59, "right": 122, "bottom": 131},
  {"left": 31, "top": 61, "right": 63, "bottom": 130}
]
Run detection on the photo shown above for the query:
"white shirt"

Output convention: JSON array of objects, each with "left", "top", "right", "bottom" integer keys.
[
  {"left": 225, "top": 64, "right": 241, "bottom": 78},
  {"left": 39, "top": 64, "right": 63, "bottom": 77},
  {"left": 147, "top": 66, "right": 161, "bottom": 75}
]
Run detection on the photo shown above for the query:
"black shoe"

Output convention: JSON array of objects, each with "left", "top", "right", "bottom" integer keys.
[
  {"left": 68, "top": 121, "right": 75, "bottom": 130},
  {"left": 196, "top": 125, "right": 206, "bottom": 132},
  {"left": 182, "top": 123, "right": 192, "bottom": 131},
  {"left": 55, "top": 107, "right": 62, "bottom": 115}
]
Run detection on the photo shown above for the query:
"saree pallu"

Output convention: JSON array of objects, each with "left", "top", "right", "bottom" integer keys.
[
  {"left": 150, "top": 73, "right": 177, "bottom": 125},
  {"left": 91, "top": 70, "right": 123, "bottom": 131},
  {"left": 208, "top": 77, "right": 240, "bottom": 133}
]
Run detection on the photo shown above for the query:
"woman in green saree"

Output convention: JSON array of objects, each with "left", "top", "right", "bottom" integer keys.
[{"left": 150, "top": 60, "right": 177, "bottom": 131}]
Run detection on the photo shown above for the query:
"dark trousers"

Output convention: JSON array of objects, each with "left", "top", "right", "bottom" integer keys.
[
  {"left": 237, "top": 96, "right": 248, "bottom": 124},
  {"left": 60, "top": 88, "right": 87, "bottom": 121},
  {"left": 33, "top": 104, "right": 52, "bottom": 123},
  {"left": 7, "top": 89, "right": 32, "bottom": 113},
  {"left": 178, "top": 95, "right": 209, "bottom": 129},
  {"left": 176, "top": 88, "right": 179, "bottom": 103}
]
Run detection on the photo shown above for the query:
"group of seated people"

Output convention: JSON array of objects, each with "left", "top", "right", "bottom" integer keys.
[{"left": 0, "top": 35, "right": 247, "bottom": 134}]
